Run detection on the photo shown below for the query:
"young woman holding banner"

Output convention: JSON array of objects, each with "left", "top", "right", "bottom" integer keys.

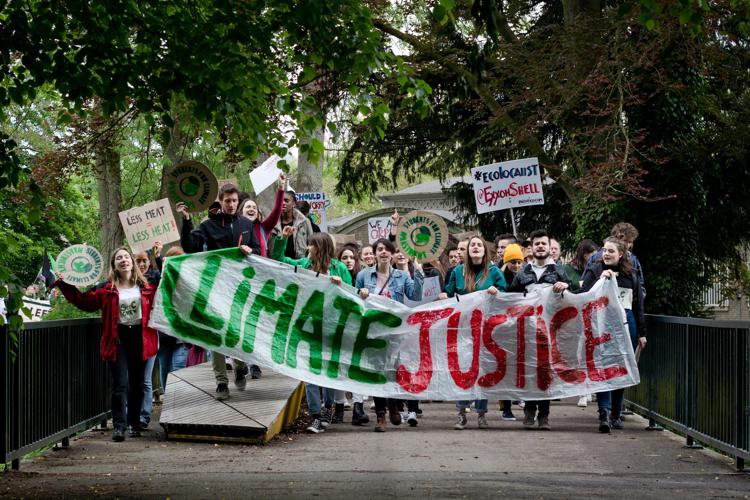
[
  {"left": 336, "top": 244, "right": 371, "bottom": 426},
  {"left": 580, "top": 237, "right": 647, "bottom": 433},
  {"left": 272, "top": 228, "right": 352, "bottom": 434},
  {"left": 355, "top": 238, "right": 424, "bottom": 432},
  {"left": 53, "top": 247, "right": 158, "bottom": 442},
  {"left": 439, "top": 236, "right": 507, "bottom": 430}
]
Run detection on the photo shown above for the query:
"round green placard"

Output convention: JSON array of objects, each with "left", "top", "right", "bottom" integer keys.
[
  {"left": 55, "top": 244, "right": 104, "bottom": 287},
  {"left": 395, "top": 210, "right": 449, "bottom": 262},
  {"left": 166, "top": 160, "right": 219, "bottom": 211}
]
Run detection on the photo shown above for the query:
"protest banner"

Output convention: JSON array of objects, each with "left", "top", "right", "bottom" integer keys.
[
  {"left": 55, "top": 244, "right": 104, "bottom": 287},
  {"left": 403, "top": 276, "right": 441, "bottom": 307},
  {"left": 395, "top": 211, "right": 449, "bottom": 262},
  {"left": 118, "top": 198, "right": 180, "bottom": 253},
  {"left": 367, "top": 217, "right": 392, "bottom": 244},
  {"left": 21, "top": 297, "right": 51, "bottom": 322},
  {"left": 471, "top": 157, "right": 545, "bottom": 214},
  {"left": 166, "top": 160, "right": 219, "bottom": 212},
  {"left": 295, "top": 192, "right": 329, "bottom": 232},
  {"left": 150, "top": 248, "right": 640, "bottom": 400}
]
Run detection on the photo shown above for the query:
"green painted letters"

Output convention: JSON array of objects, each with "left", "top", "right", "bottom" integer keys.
[{"left": 348, "top": 309, "right": 401, "bottom": 384}]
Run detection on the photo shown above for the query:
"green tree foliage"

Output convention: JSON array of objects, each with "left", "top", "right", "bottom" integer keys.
[{"left": 334, "top": 0, "right": 750, "bottom": 315}]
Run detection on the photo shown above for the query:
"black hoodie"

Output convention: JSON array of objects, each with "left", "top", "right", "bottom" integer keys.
[{"left": 181, "top": 210, "right": 261, "bottom": 255}]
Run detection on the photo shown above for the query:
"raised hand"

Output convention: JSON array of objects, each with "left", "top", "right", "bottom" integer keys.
[{"left": 175, "top": 202, "right": 191, "bottom": 220}]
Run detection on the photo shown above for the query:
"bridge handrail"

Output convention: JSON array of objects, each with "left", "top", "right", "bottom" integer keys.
[
  {"left": 627, "top": 314, "right": 749, "bottom": 471},
  {"left": 2, "top": 317, "right": 110, "bottom": 470}
]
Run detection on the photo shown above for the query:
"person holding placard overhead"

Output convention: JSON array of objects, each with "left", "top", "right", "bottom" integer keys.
[
  {"left": 176, "top": 182, "right": 261, "bottom": 401},
  {"left": 53, "top": 247, "right": 158, "bottom": 442}
]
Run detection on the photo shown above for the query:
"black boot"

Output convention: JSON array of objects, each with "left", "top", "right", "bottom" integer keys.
[
  {"left": 332, "top": 403, "right": 345, "bottom": 424},
  {"left": 598, "top": 409, "right": 611, "bottom": 433},
  {"left": 352, "top": 402, "right": 370, "bottom": 425}
]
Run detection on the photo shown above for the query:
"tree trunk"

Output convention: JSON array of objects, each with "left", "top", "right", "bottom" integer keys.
[
  {"left": 90, "top": 105, "right": 124, "bottom": 261},
  {"left": 295, "top": 125, "right": 325, "bottom": 193},
  {"left": 562, "top": 0, "right": 602, "bottom": 24}
]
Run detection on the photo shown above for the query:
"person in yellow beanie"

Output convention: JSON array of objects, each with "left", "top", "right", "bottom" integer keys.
[{"left": 496, "top": 242, "right": 526, "bottom": 420}]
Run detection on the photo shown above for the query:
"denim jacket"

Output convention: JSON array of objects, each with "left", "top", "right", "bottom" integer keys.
[{"left": 354, "top": 267, "right": 424, "bottom": 304}]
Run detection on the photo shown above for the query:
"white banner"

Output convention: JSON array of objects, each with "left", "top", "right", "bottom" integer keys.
[
  {"left": 22, "top": 297, "right": 51, "bottom": 322},
  {"left": 471, "top": 157, "right": 545, "bottom": 214},
  {"left": 150, "top": 249, "right": 639, "bottom": 400}
]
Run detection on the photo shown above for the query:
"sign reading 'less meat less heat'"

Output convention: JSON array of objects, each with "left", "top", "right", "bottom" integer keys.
[
  {"left": 166, "top": 160, "right": 219, "bottom": 212},
  {"left": 395, "top": 210, "right": 448, "bottom": 262}
]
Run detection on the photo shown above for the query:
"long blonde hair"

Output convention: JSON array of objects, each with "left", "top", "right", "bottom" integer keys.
[
  {"left": 108, "top": 247, "right": 146, "bottom": 289},
  {"left": 462, "top": 236, "right": 491, "bottom": 293}
]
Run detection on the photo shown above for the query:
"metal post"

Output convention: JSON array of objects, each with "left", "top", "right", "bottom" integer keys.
[
  {"left": 509, "top": 207, "right": 518, "bottom": 237},
  {"left": 686, "top": 435, "right": 702, "bottom": 449}
]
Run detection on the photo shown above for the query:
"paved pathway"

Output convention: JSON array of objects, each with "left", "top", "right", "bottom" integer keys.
[{"left": 2, "top": 399, "right": 749, "bottom": 498}]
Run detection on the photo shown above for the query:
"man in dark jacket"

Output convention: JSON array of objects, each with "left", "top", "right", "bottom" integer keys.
[
  {"left": 176, "top": 182, "right": 261, "bottom": 401},
  {"left": 508, "top": 229, "right": 571, "bottom": 431}
]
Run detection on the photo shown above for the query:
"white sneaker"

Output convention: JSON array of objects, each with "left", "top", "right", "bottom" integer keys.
[
  {"left": 518, "top": 400, "right": 525, "bottom": 409},
  {"left": 400, "top": 411, "right": 409, "bottom": 423},
  {"left": 577, "top": 396, "right": 588, "bottom": 407},
  {"left": 407, "top": 411, "right": 418, "bottom": 427},
  {"left": 586, "top": 394, "right": 593, "bottom": 403}
]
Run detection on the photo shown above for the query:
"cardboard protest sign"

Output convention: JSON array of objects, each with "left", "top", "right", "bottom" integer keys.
[
  {"left": 471, "top": 157, "right": 544, "bottom": 214},
  {"left": 118, "top": 198, "right": 180, "bottom": 253},
  {"left": 56, "top": 244, "right": 104, "bottom": 287},
  {"left": 150, "top": 248, "right": 640, "bottom": 400},
  {"left": 295, "top": 192, "right": 329, "bottom": 232},
  {"left": 166, "top": 160, "right": 219, "bottom": 212},
  {"left": 403, "top": 276, "right": 441, "bottom": 307},
  {"left": 395, "top": 211, "right": 449, "bottom": 262},
  {"left": 21, "top": 297, "right": 51, "bottom": 322},
  {"left": 367, "top": 217, "right": 392, "bottom": 244},
  {"left": 249, "top": 155, "right": 283, "bottom": 195}
]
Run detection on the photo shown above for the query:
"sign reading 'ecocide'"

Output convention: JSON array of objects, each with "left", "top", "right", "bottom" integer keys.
[
  {"left": 150, "top": 248, "right": 639, "bottom": 400},
  {"left": 471, "top": 157, "right": 545, "bottom": 214}
]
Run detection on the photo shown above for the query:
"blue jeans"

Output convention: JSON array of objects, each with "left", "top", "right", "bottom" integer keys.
[
  {"left": 305, "top": 384, "right": 335, "bottom": 416},
  {"left": 157, "top": 341, "right": 189, "bottom": 390},
  {"left": 140, "top": 355, "right": 156, "bottom": 426},
  {"left": 456, "top": 399, "right": 488, "bottom": 413},
  {"left": 109, "top": 325, "right": 145, "bottom": 431},
  {"left": 597, "top": 309, "right": 638, "bottom": 415}
]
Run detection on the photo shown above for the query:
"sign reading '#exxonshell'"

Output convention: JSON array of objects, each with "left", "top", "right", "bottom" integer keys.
[
  {"left": 395, "top": 210, "right": 448, "bottom": 262},
  {"left": 166, "top": 160, "right": 219, "bottom": 212},
  {"left": 471, "top": 157, "right": 544, "bottom": 214},
  {"left": 55, "top": 245, "right": 104, "bottom": 287}
]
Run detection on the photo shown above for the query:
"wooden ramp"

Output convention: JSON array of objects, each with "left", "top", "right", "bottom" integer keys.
[{"left": 159, "top": 363, "right": 304, "bottom": 444}]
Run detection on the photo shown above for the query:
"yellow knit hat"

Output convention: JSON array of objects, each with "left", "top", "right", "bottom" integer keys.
[{"left": 503, "top": 243, "right": 524, "bottom": 263}]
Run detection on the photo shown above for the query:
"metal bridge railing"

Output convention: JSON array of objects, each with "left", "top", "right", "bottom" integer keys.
[
  {"left": 627, "top": 315, "right": 749, "bottom": 471},
  {"left": 2, "top": 318, "right": 110, "bottom": 470}
]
